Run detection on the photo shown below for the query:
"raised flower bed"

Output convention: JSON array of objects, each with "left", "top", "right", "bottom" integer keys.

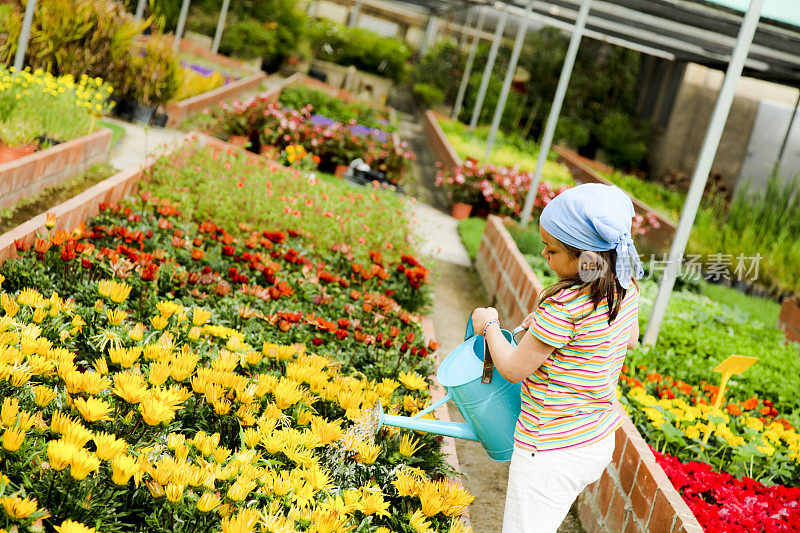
[
  {"left": 164, "top": 40, "right": 267, "bottom": 128},
  {"left": 206, "top": 79, "right": 413, "bottom": 185},
  {"left": 0, "top": 134, "right": 472, "bottom": 532}
]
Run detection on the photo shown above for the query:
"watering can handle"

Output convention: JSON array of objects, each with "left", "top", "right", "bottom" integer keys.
[{"left": 482, "top": 325, "right": 527, "bottom": 384}]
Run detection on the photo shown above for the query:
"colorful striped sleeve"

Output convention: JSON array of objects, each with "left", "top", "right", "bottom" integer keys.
[{"left": 528, "top": 296, "right": 575, "bottom": 349}]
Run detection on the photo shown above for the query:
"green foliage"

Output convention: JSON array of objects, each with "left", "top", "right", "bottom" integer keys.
[
  {"left": 309, "top": 20, "right": 410, "bottom": 82},
  {"left": 0, "top": 117, "right": 43, "bottom": 147},
  {"left": 603, "top": 170, "right": 686, "bottom": 222},
  {"left": 699, "top": 283, "right": 781, "bottom": 328},
  {"left": 687, "top": 175, "right": 800, "bottom": 296},
  {"left": 125, "top": 35, "right": 181, "bottom": 106},
  {"left": 456, "top": 218, "right": 486, "bottom": 261},
  {"left": 436, "top": 115, "right": 575, "bottom": 188},
  {"left": 217, "top": 18, "right": 278, "bottom": 60},
  {"left": 412, "top": 83, "right": 444, "bottom": 109},
  {"left": 98, "top": 119, "right": 125, "bottom": 148},
  {"left": 630, "top": 280, "right": 800, "bottom": 424},
  {"left": 596, "top": 111, "right": 649, "bottom": 169},
  {"left": 278, "top": 85, "right": 388, "bottom": 130},
  {"left": 0, "top": 0, "right": 181, "bottom": 107}
]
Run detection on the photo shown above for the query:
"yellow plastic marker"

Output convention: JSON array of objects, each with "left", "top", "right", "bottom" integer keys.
[{"left": 702, "top": 355, "right": 759, "bottom": 444}]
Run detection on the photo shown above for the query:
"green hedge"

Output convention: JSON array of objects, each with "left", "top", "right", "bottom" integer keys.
[{"left": 309, "top": 20, "right": 409, "bottom": 82}]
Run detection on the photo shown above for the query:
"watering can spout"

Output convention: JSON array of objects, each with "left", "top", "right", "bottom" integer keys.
[{"left": 372, "top": 398, "right": 478, "bottom": 441}]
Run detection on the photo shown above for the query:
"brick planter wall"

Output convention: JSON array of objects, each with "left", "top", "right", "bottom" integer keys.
[
  {"left": 423, "top": 111, "right": 461, "bottom": 172},
  {"left": 552, "top": 146, "right": 677, "bottom": 252},
  {"left": 778, "top": 298, "right": 800, "bottom": 344},
  {"left": 166, "top": 71, "right": 269, "bottom": 127},
  {"left": 474, "top": 215, "right": 703, "bottom": 533},
  {"left": 0, "top": 129, "right": 111, "bottom": 211}
]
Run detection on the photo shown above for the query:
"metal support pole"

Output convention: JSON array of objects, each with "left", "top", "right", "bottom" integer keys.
[
  {"left": 211, "top": 0, "right": 231, "bottom": 54},
  {"left": 420, "top": 14, "right": 439, "bottom": 56},
  {"left": 485, "top": 1, "right": 533, "bottom": 160},
  {"left": 13, "top": 0, "right": 37, "bottom": 73},
  {"left": 458, "top": 9, "right": 475, "bottom": 53},
  {"left": 643, "top": 0, "right": 764, "bottom": 347},
  {"left": 348, "top": 1, "right": 361, "bottom": 27},
  {"left": 452, "top": 8, "right": 486, "bottom": 120},
  {"left": 134, "top": 0, "right": 146, "bottom": 22},
  {"left": 519, "top": 0, "right": 592, "bottom": 226},
  {"left": 469, "top": 6, "right": 508, "bottom": 130},
  {"left": 173, "top": 0, "right": 191, "bottom": 54},
  {"left": 772, "top": 90, "right": 800, "bottom": 178}
]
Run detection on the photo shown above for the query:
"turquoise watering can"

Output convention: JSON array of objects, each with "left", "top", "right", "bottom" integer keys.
[{"left": 369, "top": 317, "right": 524, "bottom": 461}]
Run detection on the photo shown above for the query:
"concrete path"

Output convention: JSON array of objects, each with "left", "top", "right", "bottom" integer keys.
[
  {"left": 401, "top": 108, "right": 584, "bottom": 533},
  {"left": 105, "top": 117, "right": 187, "bottom": 171}
]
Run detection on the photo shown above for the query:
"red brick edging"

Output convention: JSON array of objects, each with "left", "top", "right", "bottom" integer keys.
[
  {"left": 423, "top": 110, "right": 461, "bottom": 172},
  {"left": 0, "top": 129, "right": 112, "bottom": 211},
  {"left": 166, "top": 71, "right": 269, "bottom": 127},
  {"left": 475, "top": 215, "right": 702, "bottom": 533}
]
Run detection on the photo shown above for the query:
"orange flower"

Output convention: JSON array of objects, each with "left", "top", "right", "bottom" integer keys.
[
  {"left": 725, "top": 403, "right": 742, "bottom": 416},
  {"left": 741, "top": 397, "right": 759, "bottom": 411},
  {"left": 46, "top": 212, "right": 57, "bottom": 229},
  {"left": 191, "top": 249, "right": 204, "bottom": 261},
  {"left": 646, "top": 372, "right": 662, "bottom": 383}
]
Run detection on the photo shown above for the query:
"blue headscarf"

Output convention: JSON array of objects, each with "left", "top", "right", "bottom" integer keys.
[{"left": 539, "top": 183, "right": 644, "bottom": 289}]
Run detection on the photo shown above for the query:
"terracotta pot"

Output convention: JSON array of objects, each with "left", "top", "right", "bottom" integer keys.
[
  {"left": 229, "top": 135, "right": 249, "bottom": 148},
  {"left": 450, "top": 202, "right": 473, "bottom": 220},
  {"left": 259, "top": 144, "right": 278, "bottom": 159},
  {"left": 334, "top": 164, "right": 349, "bottom": 178},
  {"left": 0, "top": 142, "right": 39, "bottom": 165}
]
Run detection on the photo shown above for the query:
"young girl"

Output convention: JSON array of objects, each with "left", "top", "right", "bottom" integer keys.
[{"left": 471, "top": 183, "right": 643, "bottom": 533}]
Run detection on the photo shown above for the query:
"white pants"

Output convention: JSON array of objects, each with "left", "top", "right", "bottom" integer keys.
[{"left": 501, "top": 433, "right": 615, "bottom": 533}]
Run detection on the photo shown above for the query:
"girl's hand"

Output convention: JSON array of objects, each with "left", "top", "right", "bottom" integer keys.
[
  {"left": 521, "top": 311, "right": 536, "bottom": 329},
  {"left": 472, "top": 307, "right": 499, "bottom": 335}
]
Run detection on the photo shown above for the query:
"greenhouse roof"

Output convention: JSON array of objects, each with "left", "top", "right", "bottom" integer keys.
[{"left": 407, "top": 0, "right": 800, "bottom": 86}]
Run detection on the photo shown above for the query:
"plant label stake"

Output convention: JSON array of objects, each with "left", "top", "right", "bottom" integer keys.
[{"left": 702, "top": 354, "right": 759, "bottom": 444}]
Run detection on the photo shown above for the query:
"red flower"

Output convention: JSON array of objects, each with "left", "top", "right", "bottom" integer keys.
[
  {"left": 191, "top": 249, "right": 205, "bottom": 261},
  {"left": 312, "top": 337, "right": 324, "bottom": 346},
  {"left": 335, "top": 329, "right": 349, "bottom": 340}
]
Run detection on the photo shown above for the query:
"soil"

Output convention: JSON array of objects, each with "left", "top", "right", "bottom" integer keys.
[{"left": 0, "top": 163, "right": 116, "bottom": 234}]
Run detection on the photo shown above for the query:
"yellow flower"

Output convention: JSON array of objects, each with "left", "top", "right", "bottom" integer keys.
[
  {"left": 273, "top": 378, "right": 304, "bottom": 410},
  {"left": 105, "top": 308, "right": 128, "bottom": 325},
  {"left": 128, "top": 323, "right": 145, "bottom": 341},
  {"left": 399, "top": 371, "right": 428, "bottom": 390},
  {"left": 1, "top": 495, "right": 38, "bottom": 519},
  {"left": 419, "top": 480, "right": 447, "bottom": 516},
  {"left": 54, "top": 519, "right": 97, "bottom": 533},
  {"left": 165, "top": 483, "right": 184, "bottom": 502},
  {"left": 221, "top": 508, "right": 259, "bottom": 533},
  {"left": 192, "top": 307, "right": 212, "bottom": 326},
  {"left": 111, "top": 454, "right": 139, "bottom": 485},
  {"left": 409, "top": 509, "right": 432, "bottom": 533},
  {"left": 197, "top": 492, "right": 221, "bottom": 512},
  {"left": 139, "top": 397, "right": 176, "bottom": 426},
  {"left": 399, "top": 434, "right": 422, "bottom": 457},
  {"left": 113, "top": 372, "right": 148, "bottom": 404},
  {"left": 150, "top": 315, "right": 169, "bottom": 330},
  {"left": 69, "top": 449, "right": 100, "bottom": 480},
  {"left": 447, "top": 517, "right": 474, "bottom": 533},
  {"left": 684, "top": 426, "right": 700, "bottom": 440},
  {"left": 48, "top": 439, "right": 77, "bottom": 470},
  {"left": 355, "top": 442, "right": 381, "bottom": 464},
  {"left": 359, "top": 487, "right": 391, "bottom": 516},
  {"left": 93, "top": 432, "right": 128, "bottom": 460},
  {"left": 74, "top": 397, "right": 113, "bottom": 422},
  {"left": 149, "top": 361, "right": 170, "bottom": 386},
  {"left": 156, "top": 301, "right": 182, "bottom": 318},
  {"left": 109, "top": 347, "right": 141, "bottom": 368},
  {"left": 98, "top": 280, "right": 132, "bottom": 303},
  {"left": 1, "top": 397, "right": 19, "bottom": 426},
  {"left": 2, "top": 427, "right": 25, "bottom": 451}
]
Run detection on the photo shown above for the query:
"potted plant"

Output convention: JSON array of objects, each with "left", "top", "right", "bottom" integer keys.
[
  {"left": 435, "top": 163, "right": 481, "bottom": 219},
  {"left": 0, "top": 119, "right": 43, "bottom": 164}
]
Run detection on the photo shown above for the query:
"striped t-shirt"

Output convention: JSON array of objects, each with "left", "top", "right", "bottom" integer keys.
[{"left": 515, "top": 283, "right": 639, "bottom": 452}]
